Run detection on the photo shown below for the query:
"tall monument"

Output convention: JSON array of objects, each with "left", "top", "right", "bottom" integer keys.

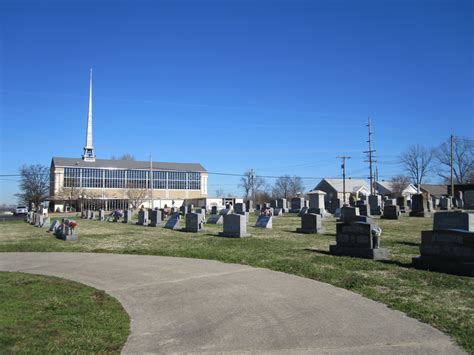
[{"left": 82, "top": 68, "right": 95, "bottom": 162}]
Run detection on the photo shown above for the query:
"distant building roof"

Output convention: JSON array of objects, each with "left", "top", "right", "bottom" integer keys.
[
  {"left": 315, "top": 178, "right": 370, "bottom": 194},
  {"left": 420, "top": 184, "right": 447, "bottom": 197},
  {"left": 52, "top": 157, "right": 207, "bottom": 172},
  {"left": 375, "top": 181, "right": 418, "bottom": 195}
]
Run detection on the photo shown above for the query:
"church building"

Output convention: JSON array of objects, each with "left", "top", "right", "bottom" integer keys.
[{"left": 49, "top": 70, "right": 208, "bottom": 212}]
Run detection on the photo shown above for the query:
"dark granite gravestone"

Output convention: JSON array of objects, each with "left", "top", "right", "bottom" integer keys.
[
  {"left": 273, "top": 208, "right": 282, "bottom": 216},
  {"left": 256, "top": 204, "right": 261, "bottom": 211},
  {"left": 234, "top": 203, "right": 245, "bottom": 214},
  {"left": 245, "top": 200, "right": 254, "bottom": 213},
  {"left": 296, "top": 213, "right": 323, "bottom": 234},
  {"left": 219, "top": 208, "right": 231, "bottom": 216},
  {"left": 396, "top": 196, "right": 408, "bottom": 213},
  {"left": 276, "top": 198, "right": 287, "bottom": 212},
  {"left": 439, "top": 197, "right": 452, "bottom": 210},
  {"left": 149, "top": 210, "right": 162, "bottom": 227},
  {"left": 137, "top": 209, "right": 149, "bottom": 226},
  {"left": 218, "top": 214, "right": 250, "bottom": 238},
  {"left": 207, "top": 214, "right": 223, "bottom": 224},
  {"left": 270, "top": 200, "right": 278, "bottom": 208},
  {"left": 182, "top": 212, "right": 203, "bottom": 233},
  {"left": 81, "top": 210, "right": 86, "bottom": 219},
  {"left": 164, "top": 213, "right": 181, "bottom": 230},
  {"left": 255, "top": 215, "right": 272, "bottom": 228},
  {"left": 55, "top": 219, "right": 78, "bottom": 241},
  {"left": 290, "top": 197, "right": 305, "bottom": 213},
  {"left": 211, "top": 206, "right": 218, "bottom": 215},
  {"left": 298, "top": 207, "right": 308, "bottom": 217},
  {"left": 382, "top": 205, "right": 400, "bottom": 220},
  {"left": 330, "top": 221, "right": 389, "bottom": 260},
  {"left": 338, "top": 206, "right": 372, "bottom": 223},
  {"left": 409, "top": 194, "right": 431, "bottom": 217},
  {"left": 123, "top": 210, "right": 133, "bottom": 224},
  {"left": 464, "top": 191, "right": 474, "bottom": 209},
  {"left": 356, "top": 201, "right": 372, "bottom": 217},
  {"left": 413, "top": 211, "right": 474, "bottom": 276},
  {"left": 368, "top": 195, "right": 382, "bottom": 215},
  {"left": 180, "top": 206, "right": 188, "bottom": 215}
]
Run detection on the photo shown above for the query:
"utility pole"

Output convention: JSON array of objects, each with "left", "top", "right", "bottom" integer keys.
[
  {"left": 150, "top": 155, "right": 154, "bottom": 209},
  {"left": 250, "top": 168, "right": 256, "bottom": 202},
  {"left": 364, "top": 117, "right": 376, "bottom": 195},
  {"left": 450, "top": 135, "right": 454, "bottom": 197},
  {"left": 338, "top": 156, "right": 351, "bottom": 205}
]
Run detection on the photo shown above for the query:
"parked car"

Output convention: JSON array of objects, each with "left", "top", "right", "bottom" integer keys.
[{"left": 14, "top": 205, "right": 28, "bottom": 215}]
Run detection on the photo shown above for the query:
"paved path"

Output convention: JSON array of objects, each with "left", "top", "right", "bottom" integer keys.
[{"left": 0, "top": 253, "right": 463, "bottom": 354}]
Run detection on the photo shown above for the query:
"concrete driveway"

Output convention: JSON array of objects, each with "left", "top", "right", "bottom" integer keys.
[{"left": 0, "top": 253, "right": 463, "bottom": 354}]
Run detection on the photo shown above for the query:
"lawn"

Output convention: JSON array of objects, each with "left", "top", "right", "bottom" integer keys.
[
  {"left": 1, "top": 213, "right": 473, "bottom": 352},
  {"left": 0, "top": 271, "right": 130, "bottom": 353}
]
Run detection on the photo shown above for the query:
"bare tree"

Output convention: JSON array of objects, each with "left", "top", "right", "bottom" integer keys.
[
  {"left": 127, "top": 188, "right": 148, "bottom": 210},
  {"left": 215, "top": 188, "right": 225, "bottom": 197},
  {"left": 272, "top": 175, "right": 305, "bottom": 200},
  {"left": 55, "top": 186, "right": 85, "bottom": 209},
  {"left": 435, "top": 138, "right": 474, "bottom": 184},
  {"left": 111, "top": 153, "right": 136, "bottom": 161},
  {"left": 390, "top": 175, "right": 411, "bottom": 197},
  {"left": 15, "top": 164, "right": 49, "bottom": 207},
  {"left": 399, "top": 145, "right": 434, "bottom": 189},
  {"left": 238, "top": 170, "right": 266, "bottom": 200}
]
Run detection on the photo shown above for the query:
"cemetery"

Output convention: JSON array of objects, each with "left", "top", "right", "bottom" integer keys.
[{"left": 3, "top": 205, "right": 473, "bottom": 352}]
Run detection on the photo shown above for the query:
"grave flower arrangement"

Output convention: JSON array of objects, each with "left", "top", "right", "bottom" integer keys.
[{"left": 68, "top": 220, "right": 77, "bottom": 231}]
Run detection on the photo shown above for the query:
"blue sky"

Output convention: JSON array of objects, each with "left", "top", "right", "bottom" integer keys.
[{"left": 1, "top": 0, "right": 473, "bottom": 204}]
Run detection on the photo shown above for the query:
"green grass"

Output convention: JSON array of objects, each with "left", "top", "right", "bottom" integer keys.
[
  {"left": 1, "top": 213, "right": 473, "bottom": 352},
  {"left": 0, "top": 271, "right": 130, "bottom": 353}
]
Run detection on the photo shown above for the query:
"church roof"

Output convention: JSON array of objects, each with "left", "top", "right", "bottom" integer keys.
[{"left": 52, "top": 157, "right": 207, "bottom": 172}]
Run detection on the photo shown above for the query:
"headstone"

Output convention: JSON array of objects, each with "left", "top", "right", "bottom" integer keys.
[
  {"left": 41, "top": 217, "right": 51, "bottom": 229},
  {"left": 308, "top": 190, "right": 326, "bottom": 214},
  {"left": 87, "top": 210, "right": 93, "bottom": 219},
  {"left": 207, "top": 214, "right": 223, "bottom": 224},
  {"left": 270, "top": 200, "right": 278, "bottom": 208},
  {"left": 330, "top": 221, "right": 389, "bottom": 260},
  {"left": 137, "top": 209, "right": 149, "bottom": 226},
  {"left": 149, "top": 210, "right": 162, "bottom": 227},
  {"left": 439, "top": 197, "right": 452, "bottom": 210},
  {"left": 99, "top": 209, "right": 105, "bottom": 221},
  {"left": 195, "top": 208, "right": 206, "bottom": 222},
  {"left": 382, "top": 205, "right": 400, "bottom": 220},
  {"left": 296, "top": 213, "right": 323, "bottom": 234},
  {"left": 211, "top": 206, "right": 218, "bottom": 215},
  {"left": 35, "top": 213, "right": 43, "bottom": 227},
  {"left": 356, "top": 202, "right": 372, "bottom": 217},
  {"left": 245, "top": 200, "right": 254, "bottom": 213},
  {"left": 290, "top": 197, "right": 304, "bottom": 213},
  {"left": 48, "top": 220, "right": 60, "bottom": 233},
  {"left": 164, "top": 213, "right": 181, "bottom": 230},
  {"left": 409, "top": 194, "right": 431, "bottom": 217},
  {"left": 180, "top": 206, "right": 188, "bottom": 215},
  {"left": 396, "top": 196, "right": 408, "bottom": 213},
  {"left": 464, "top": 191, "right": 474, "bottom": 209},
  {"left": 183, "top": 212, "right": 203, "bottom": 232},
  {"left": 273, "top": 208, "right": 282, "bottom": 216},
  {"left": 234, "top": 203, "right": 245, "bottom": 214},
  {"left": 122, "top": 210, "right": 132, "bottom": 223},
  {"left": 276, "top": 198, "right": 287, "bottom": 212},
  {"left": 81, "top": 210, "right": 86, "bottom": 219},
  {"left": 91, "top": 211, "right": 98, "bottom": 220},
  {"left": 298, "top": 207, "right": 308, "bottom": 217},
  {"left": 385, "top": 199, "right": 396, "bottom": 206},
  {"left": 368, "top": 195, "right": 382, "bottom": 215},
  {"left": 236, "top": 211, "right": 249, "bottom": 223},
  {"left": 431, "top": 196, "right": 439, "bottom": 209},
  {"left": 413, "top": 211, "right": 474, "bottom": 276},
  {"left": 219, "top": 208, "right": 231, "bottom": 216},
  {"left": 255, "top": 204, "right": 261, "bottom": 211},
  {"left": 255, "top": 215, "right": 272, "bottom": 228},
  {"left": 454, "top": 197, "right": 463, "bottom": 209},
  {"left": 218, "top": 214, "right": 250, "bottom": 238}
]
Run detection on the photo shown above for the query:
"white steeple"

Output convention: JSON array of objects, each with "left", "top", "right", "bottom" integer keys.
[{"left": 82, "top": 68, "right": 95, "bottom": 161}]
